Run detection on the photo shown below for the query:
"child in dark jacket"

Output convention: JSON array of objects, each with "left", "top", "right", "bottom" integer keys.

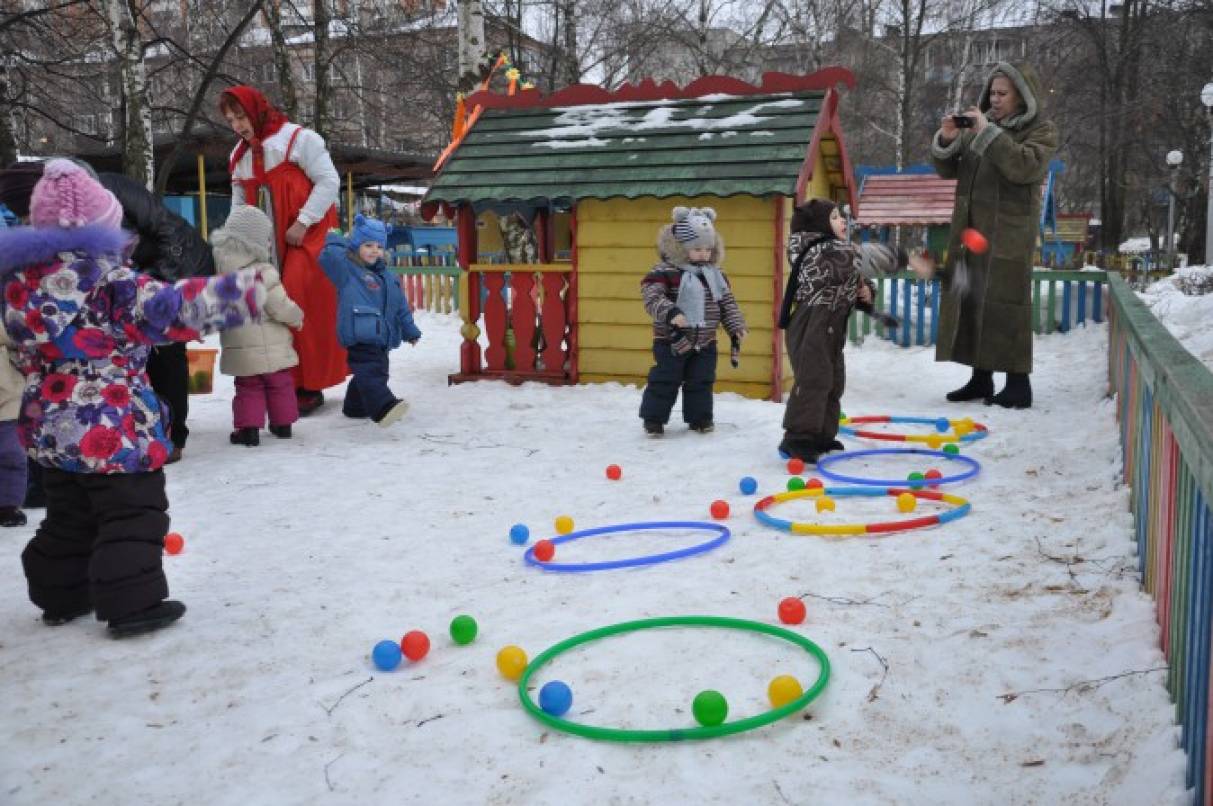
[
  {"left": 778, "top": 198, "right": 930, "bottom": 463},
  {"left": 319, "top": 214, "right": 420, "bottom": 427},
  {"left": 0, "top": 159, "right": 265, "bottom": 636},
  {"left": 639, "top": 206, "right": 747, "bottom": 435}
]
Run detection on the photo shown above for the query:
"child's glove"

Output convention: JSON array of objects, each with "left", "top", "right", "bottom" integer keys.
[
  {"left": 729, "top": 334, "right": 741, "bottom": 368},
  {"left": 856, "top": 299, "right": 899, "bottom": 330}
]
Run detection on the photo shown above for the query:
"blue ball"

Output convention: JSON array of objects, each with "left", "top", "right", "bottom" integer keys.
[
  {"left": 539, "top": 680, "right": 573, "bottom": 717},
  {"left": 935, "top": 418, "right": 951, "bottom": 433},
  {"left": 777, "top": 448, "right": 789, "bottom": 460},
  {"left": 509, "top": 523, "right": 530, "bottom": 545},
  {"left": 372, "top": 640, "right": 402, "bottom": 671},
  {"left": 739, "top": 476, "right": 758, "bottom": 495}
]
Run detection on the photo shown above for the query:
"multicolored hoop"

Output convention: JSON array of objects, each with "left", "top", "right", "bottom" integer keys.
[
  {"left": 838, "top": 415, "right": 989, "bottom": 447},
  {"left": 518, "top": 615, "right": 830, "bottom": 742},
  {"left": 522, "top": 521, "right": 730, "bottom": 572},
  {"left": 816, "top": 447, "right": 981, "bottom": 487},
  {"left": 753, "top": 485, "right": 971, "bottom": 536}
]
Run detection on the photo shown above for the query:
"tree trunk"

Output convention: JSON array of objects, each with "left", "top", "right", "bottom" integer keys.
[
  {"left": 457, "top": 0, "right": 487, "bottom": 94},
  {"left": 0, "top": 61, "right": 17, "bottom": 167},
  {"left": 266, "top": 1, "right": 298, "bottom": 118},
  {"left": 314, "top": 0, "right": 330, "bottom": 140},
  {"left": 102, "top": 0, "right": 154, "bottom": 189},
  {"left": 560, "top": 0, "right": 579, "bottom": 86}
]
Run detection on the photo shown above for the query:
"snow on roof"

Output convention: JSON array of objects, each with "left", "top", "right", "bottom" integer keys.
[
  {"left": 1121, "top": 235, "right": 1177, "bottom": 254},
  {"left": 371, "top": 184, "right": 429, "bottom": 196},
  {"left": 520, "top": 98, "right": 807, "bottom": 146}
]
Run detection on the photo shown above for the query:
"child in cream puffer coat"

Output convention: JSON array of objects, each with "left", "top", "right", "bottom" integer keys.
[
  {"left": 211, "top": 206, "right": 304, "bottom": 447},
  {"left": 0, "top": 328, "right": 27, "bottom": 526}
]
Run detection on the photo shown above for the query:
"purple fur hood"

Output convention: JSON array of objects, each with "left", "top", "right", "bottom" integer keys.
[{"left": 0, "top": 224, "right": 132, "bottom": 276}]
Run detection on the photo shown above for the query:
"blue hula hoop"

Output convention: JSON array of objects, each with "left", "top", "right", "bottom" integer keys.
[
  {"left": 815, "top": 447, "right": 982, "bottom": 487},
  {"left": 838, "top": 415, "right": 989, "bottom": 445},
  {"left": 523, "top": 521, "right": 731, "bottom": 572}
]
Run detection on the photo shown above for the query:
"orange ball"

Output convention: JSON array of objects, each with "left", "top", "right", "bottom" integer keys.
[
  {"left": 710, "top": 500, "right": 730, "bottom": 520},
  {"left": 605, "top": 464, "right": 622, "bottom": 480},
  {"left": 786, "top": 457, "right": 805, "bottom": 475},
  {"left": 925, "top": 468, "right": 944, "bottom": 488},
  {"left": 400, "top": 630, "right": 430, "bottom": 662},
  {"left": 534, "top": 539, "right": 556, "bottom": 562},
  {"left": 961, "top": 227, "right": 989, "bottom": 254},
  {"left": 164, "top": 532, "right": 184, "bottom": 555},
  {"left": 806, "top": 477, "right": 824, "bottom": 490}
]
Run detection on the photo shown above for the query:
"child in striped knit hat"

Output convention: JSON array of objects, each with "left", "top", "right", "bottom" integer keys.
[{"left": 638, "top": 206, "right": 747, "bottom": 436}]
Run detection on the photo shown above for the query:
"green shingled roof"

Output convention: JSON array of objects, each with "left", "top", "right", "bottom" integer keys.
[{"left": 424, "top": 91, "right": 825, "bottom": 208}]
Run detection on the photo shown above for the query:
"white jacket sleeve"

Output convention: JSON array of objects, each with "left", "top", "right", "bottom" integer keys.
[
  {"left": 229, "top": 146, "right": 248, "bottom": 208},
  {"left": 292, "top": 128, "right": 340, "bottom": 226}
]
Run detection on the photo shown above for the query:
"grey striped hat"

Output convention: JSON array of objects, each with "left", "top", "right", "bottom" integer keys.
[{"left": 671, "top": 206, "right": 717, "bottom": 250}]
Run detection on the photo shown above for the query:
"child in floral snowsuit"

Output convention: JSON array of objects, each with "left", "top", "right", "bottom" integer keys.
[{"left": 0, "top": 160, "right": 265, "bottom": 637}]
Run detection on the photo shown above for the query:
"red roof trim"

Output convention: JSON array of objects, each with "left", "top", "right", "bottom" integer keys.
[
  {"left": 796, "top": 89, "right": 856, "bottom": 208},
  {"left": 463, "top": 68, "right": 856, "bottom": 111}
]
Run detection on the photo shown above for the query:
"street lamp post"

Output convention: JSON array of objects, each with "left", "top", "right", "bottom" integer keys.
[
  {"left": 1202, "top": 82, "right": 1213, "bottom": 266},
  {"left": 1166, "top": 150, "right": 1183, "bottom": 271}
]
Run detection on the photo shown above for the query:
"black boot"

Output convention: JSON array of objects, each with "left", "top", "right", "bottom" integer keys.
[
  {"left": 946, "top": 368, "right": 994, "bottom": 402},
  {"left": 987, "top": 372, "right": 1032, "bottom": 409},
  {"left": 817, "top": 437, "right": 845, "bottom": 454},
  {"left": 229, "top": 427, "right": 259, "bottom": 447},
  {"left": 42, "top": 605, "right": 92, "bottom": 626},
  {"left": 269, "top": 424, "right": 292, "bottom": 439},
  {"left": 108, "top": 600, "right": 186, "bottom": 638},
  {"left": 297, "top": 389, "right": 325, "bottom": 417},
  {"left": 0, "top": 506, "right": 27, "bottom": 527},
  {"left": 689, "top": 420, "right": 714, "bottom": 433},
  {"left": 644, "top": 420, "right": 664, "bottom": 436},
  {"left": 779, "top": 435, "right": 821, "bottom": 464}
]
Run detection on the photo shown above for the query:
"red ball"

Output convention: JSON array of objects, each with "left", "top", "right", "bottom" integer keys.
[
  {"left": 534, "top": 539, "right": 556, "bottom": 562},
  {"left": 778, "top": 596, "right": 807, "bottom": 625},
  {"left": 164, "top": 532, "right": 184, "bottom": 555},
  {"left": 710, "top": 500, "right": 730, "bottom": 520},
  {"left": 806, "top": 477, "right": 824, "bottom": 490},
  {"left": 786, "top": 457, "right": 805, "bottom": 475},
  {"left": 605, "top": 464, "right": 622, "bottom": 480},
  {"left": 401, "top": 630, "right": 430, "bottom": 662},
  {"left": 961, "top": 227, "right": 989, "bottom": 254}
]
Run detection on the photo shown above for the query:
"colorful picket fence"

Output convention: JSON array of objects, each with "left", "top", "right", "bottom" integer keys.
[
  {"left": 1107, "top": 272, "right": 1213, "bottom": 803},
  {"left": 388, "top": 254, "right": 461, "bottom": 314},
  {"left": 849, "top": 269, "right": 1109, "bottom": 346}
]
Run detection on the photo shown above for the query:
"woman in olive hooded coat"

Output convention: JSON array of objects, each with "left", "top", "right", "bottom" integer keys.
[{"left": 931, "top": 62, "right": 1059, "bottom": 409}]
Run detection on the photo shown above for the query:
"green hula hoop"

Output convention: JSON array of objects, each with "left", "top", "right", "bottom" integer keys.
[{"left": 517, "top": 615, "right": 831, "bottom": 742}]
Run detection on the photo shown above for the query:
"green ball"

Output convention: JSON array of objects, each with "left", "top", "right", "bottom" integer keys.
[
  {"left": 449, "top": 614, "right": 478, "bottom": 645},
  {"left": 787, "top": 476, "right": 806, "bottom": 492},
  {"left": 838, "top": 411, "right": 847, "bottom": 421},
  {"left": 942, "top": 443, "right": 960, "bottom": 455},
  {"left": 907, "top": 471, "right": 925, "bottom": 490},
  {"left": 692, "top": 690, "right": 728, "bottom": 727}
]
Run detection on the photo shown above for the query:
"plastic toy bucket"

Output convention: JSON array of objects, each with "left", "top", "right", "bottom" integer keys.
[{"left": 186, "top": 347, "right": 218, "bottom": 395}]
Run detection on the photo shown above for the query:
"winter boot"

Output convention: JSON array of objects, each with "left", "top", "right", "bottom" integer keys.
[
  {"left": 779, "top": 435, "right": 821, "bottom": 464},
  {"left": 269, "top": 424, "right": 292, "bottom": 439},
  {"left": 987, "top": 372, "right": 1033, "bottom": 409},
  {"left": 0, "top": 506, "right": 27, "bottom": 527},
  {"left": 946, "top": 368, "right": 994, "bottom": 402},
  {"left": 107, "top": 600, "right": 186, "bottom": 638},
  {"left": 818, "top": 437, "right": 845, "bottom": 454},
  {"left": 375, "top": 399, "right": 409, "bottom": 428},
  {"left": 296, "top": 389, "right": 325, "bottom": 417},
  {"left": 42, "top": 605, "right": 92, "bottom": 626},
  {"left": 689, "top": 420, "right": 715, "bottom": 433},
  {"left": 644, "top": 420, "right": 664, "bottom": 437},
  {"left": 229, "top": 427, "right": 259, "bottom": 447}
]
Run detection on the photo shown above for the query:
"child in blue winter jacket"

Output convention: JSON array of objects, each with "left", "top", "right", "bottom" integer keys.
[{"left": 319, "top": 215, "right": 420, "bottom": 427}]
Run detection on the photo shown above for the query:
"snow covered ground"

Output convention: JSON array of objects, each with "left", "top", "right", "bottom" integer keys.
[
  {"left": 0, "top": 312, "right": 1190, "bottom": 805},
  {"left": 1138, "top": 265, "right": 1213, "bottom": 370}
]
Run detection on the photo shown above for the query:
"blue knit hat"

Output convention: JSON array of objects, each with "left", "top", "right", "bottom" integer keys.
[{"left": 350, "top": 213, "right": 387, "bottom": 249}]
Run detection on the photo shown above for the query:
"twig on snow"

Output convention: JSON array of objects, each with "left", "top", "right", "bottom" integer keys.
[
  {"left": 850, "top": 646, "right": 889, "bottom": 702},
  {"left": 773, "top": 779, "right": 794, "bottom": 804},
  {"left": 800, "top": 590, "right": 916, "bottom": 608},
  {"left": 998, "top": 666, "right": 1169, "bottom": 703},
  {"left": 322, "top": 676, "right": 374, "bottom": 716},
  {"left": 324, "top": 752, "right": 345, "bottom": 792},
  {"left": 416, "top": 713, "right": 445, "bottom": 728}
]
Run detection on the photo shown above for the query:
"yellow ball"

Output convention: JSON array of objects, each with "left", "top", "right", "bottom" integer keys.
[
  {"left": 816, "top": 496, "right": 835, "bottom": 513},
  {"left": 896, "top": 492, "right": 917, "bottom": 513},
  {"left": 554, "top": 515, "right": 574, "bottom": 535},
  {"left": 925, "top": 434, "right": 944, "bottom": 450},
  {"left": 768, "top": 675, "right": 804, "bottom": 709},
  {"left": 496, "top": 645, "right": 528, "bottom": 681},
  {"left": 954, "top": 418, "right": 974, "bottom": 437}
]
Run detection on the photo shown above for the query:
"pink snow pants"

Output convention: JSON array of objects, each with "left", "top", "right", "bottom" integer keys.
[{"left": 232, "top": 369, "right": 299, "bottom": 429}]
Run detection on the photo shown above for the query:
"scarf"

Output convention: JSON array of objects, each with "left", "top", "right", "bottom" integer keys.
[
  {"left": 675, "top": 263, "right": 728, "bottom": 327},
  {"left": 224, "top": 86, "right": 290, "bottom": 194}
]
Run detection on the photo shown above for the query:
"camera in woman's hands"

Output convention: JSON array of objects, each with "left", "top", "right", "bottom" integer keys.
[{"left": 951, "top": 114, "right": 974, "bottom": 128}]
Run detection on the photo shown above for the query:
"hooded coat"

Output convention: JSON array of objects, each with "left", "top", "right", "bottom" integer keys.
[
  {"left": 0, "top": 225, "right": 263, "bottom": 473},
  {"left": 211, "top": 227, "right": 302, "bottom": 377},
  {"left": 931, "top": 62, "right": 1059, "bottom": 374}
]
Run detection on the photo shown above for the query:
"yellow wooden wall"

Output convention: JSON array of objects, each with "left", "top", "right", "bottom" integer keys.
[{"left": 576, "top": 194, "right": 781, "bottom": 400}]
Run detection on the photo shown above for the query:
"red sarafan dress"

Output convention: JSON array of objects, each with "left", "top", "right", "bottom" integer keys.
[{"left": 224, "top": 85, "right": 347, "bottom": 393}]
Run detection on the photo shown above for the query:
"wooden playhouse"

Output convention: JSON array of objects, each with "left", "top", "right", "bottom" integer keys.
[{"left": 421, "top": 69, "right": 858, "bottom": 401}]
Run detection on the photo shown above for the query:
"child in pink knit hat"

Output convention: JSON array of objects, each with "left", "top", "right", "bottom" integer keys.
[{"left": 0, "top": 159, "right": 266, "bottom": 637}]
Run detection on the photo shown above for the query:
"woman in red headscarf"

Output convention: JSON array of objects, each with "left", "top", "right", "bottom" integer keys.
[{"left": 219, "top": 85, "right": 347, "bottom": 415}]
